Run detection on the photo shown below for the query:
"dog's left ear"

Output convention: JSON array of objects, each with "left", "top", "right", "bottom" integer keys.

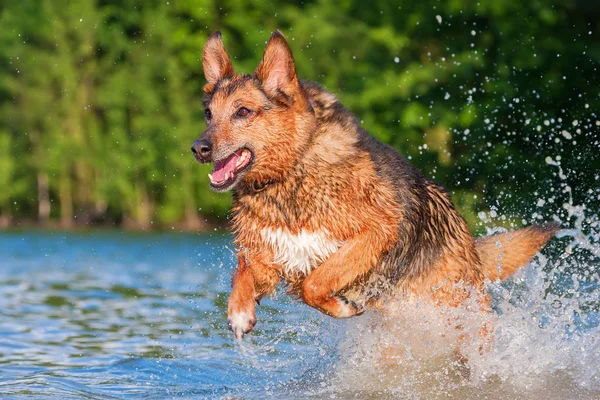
[{"left": 255, "top": 31, "right": 299, "bottom": 96}]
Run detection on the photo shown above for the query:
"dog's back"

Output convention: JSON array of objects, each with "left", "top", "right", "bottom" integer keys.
[{"left": 303, "top": 82, "right": 558, "bottom": 306}]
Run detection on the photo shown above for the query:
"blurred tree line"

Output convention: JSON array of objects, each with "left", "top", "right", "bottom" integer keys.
[{"left": 0, "top": 0, "right": 598, "bottom": 230}]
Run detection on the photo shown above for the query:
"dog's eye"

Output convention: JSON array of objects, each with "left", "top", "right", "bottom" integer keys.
[
  {"left": 204, "top": 109, "right": 212, "bottom": 120},
  {"left": 236, "top": 107, "right": 251, "bottom": 118}
]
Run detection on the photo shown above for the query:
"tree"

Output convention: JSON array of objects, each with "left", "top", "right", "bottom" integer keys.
[{"left": 0, "top": 0, "right": 597, "bottom": 230}]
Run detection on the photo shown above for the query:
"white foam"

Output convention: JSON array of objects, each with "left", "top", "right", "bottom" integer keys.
[{"left": 313, "top": 203, "right": 600, "bottom": 398}]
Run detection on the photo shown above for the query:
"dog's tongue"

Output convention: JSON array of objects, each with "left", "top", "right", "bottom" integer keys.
[{"left": 211, "top": 152, "right": 241, "bottom": 184}]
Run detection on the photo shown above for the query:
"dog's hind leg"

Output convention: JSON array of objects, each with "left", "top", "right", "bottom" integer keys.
[{"left": 301, "top": 230, "right": 394, "bottom": 318}]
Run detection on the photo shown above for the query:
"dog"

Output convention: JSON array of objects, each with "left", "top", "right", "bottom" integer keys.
[{"left": 191, "top": 30, "right": 558, "bottom": 339}]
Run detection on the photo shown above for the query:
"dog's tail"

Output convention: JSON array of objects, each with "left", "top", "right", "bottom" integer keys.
[{"left": 475, "top": 222, "right": 560, "bottom": 281}]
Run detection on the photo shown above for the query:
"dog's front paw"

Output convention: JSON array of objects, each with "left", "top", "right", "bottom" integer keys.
[
  {"left": 227, "top": 311, "right": 257, "bottom": 339},
  {"left": 335, "top": 295, "right": 365, "bottom": 318}
]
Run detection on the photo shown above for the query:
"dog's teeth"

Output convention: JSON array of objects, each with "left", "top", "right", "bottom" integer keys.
[{"left": 208, "top": 173, "right": 213, "bottom": 183}]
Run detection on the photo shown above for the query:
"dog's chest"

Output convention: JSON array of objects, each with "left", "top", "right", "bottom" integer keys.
[{"left": 260, "top": 228, "right": 341, "bottom": 276}]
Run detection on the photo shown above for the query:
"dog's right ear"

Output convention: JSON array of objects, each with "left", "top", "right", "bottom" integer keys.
[
  {"left": 255, "top": 30, "right": 299, "bottom": 97},
  {"left": 203, "top": 31, "right": 234, "bottom": 90}
]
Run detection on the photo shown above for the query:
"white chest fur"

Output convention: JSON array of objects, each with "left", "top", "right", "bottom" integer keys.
[{"left": 260, "top": 228, "right": 341, "bottom": 276}]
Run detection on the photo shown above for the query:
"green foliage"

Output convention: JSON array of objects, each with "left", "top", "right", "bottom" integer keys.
[{"left": 0, "top": 0, "right": 598, "bottom": 229}]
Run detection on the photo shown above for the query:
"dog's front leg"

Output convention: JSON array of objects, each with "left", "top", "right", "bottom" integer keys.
[
  {"left": 227, "top": 252, "right": 279, "bottom": 338},
  {"left": 302, "top": 230, "right": 392, "bottom": 318}
]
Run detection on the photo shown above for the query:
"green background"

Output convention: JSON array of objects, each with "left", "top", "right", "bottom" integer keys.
[{"left": 0, "top": 0, "right": 598, "bottom": 232}]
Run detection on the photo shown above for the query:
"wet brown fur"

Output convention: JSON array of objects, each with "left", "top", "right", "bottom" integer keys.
[{"left": 195, "top": 31, "right": 559, "bottom": 338}]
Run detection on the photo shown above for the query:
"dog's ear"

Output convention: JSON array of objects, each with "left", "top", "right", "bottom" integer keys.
[
  {"left": 255, "top": 31, "right": 299, "bottom": 96},
  {"left": 203, "top": 31, "right": 234, "bottom": 87}
]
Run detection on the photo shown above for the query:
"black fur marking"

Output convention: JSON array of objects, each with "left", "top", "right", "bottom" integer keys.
[
  {"left": 203, "top": 75, "right": 254, "bottom": 107},
  {"left": 222, "top": 75, "right": 253, "bottom": 97},
  {"left": 265, "top": 193, "right": 293, "bottom": 227}
]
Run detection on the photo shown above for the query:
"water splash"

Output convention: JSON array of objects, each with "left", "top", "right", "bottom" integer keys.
[
  {"left": 278, "top": 156, "right": 600, "bottom": 398},
  {"left": 294, "top": 188, "right": 600, "bottom": 399}
]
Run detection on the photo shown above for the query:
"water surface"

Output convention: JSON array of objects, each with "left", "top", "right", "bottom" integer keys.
[{"left": 0, "top": 229, "right": 598, "bottom": 399}]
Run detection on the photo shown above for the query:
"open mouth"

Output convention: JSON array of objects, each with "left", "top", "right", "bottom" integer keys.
[{"left": 209, "top": 148, "right": 253, "bottom": 190}]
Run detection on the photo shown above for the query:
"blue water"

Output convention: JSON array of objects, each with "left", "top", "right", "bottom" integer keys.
[
  {"left": 0, "top": 231, "right": 342, "bottom": 399},
  {"left": 0, "top": 230, "right": 598, "bottom": 399}
]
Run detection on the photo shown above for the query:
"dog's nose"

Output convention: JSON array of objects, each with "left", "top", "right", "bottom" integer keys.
[{"left": 191, "top": 139, "right": 212, "bottom": 161}]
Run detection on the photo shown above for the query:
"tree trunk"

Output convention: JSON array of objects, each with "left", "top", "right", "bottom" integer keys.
[
  {"left": 37, "top": 172, "right": 50, "bottom": 225},
  {"left": 60, "top": 174, "right": 73, "bottom": 228},
  {"left": 182, "top": 168, "right": 204, "bottom": 230},
  {"left": 0, "top": 207, "right": 10, "bottom": 228},
  {"left": 135, "top": 180, "right": 152, "bottom": 230}
]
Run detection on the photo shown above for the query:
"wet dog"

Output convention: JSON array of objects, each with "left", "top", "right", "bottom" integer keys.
[{"left": 191, "top": 31, "right": 558, "bottom": 339}]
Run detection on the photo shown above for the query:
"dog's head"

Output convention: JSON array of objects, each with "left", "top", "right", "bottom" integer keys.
[{"left": 192, "top": 31, "right": 315, "bottom": 192}]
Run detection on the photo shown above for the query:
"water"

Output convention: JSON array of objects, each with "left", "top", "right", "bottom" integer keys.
[
  {"left": 0, "top": 223, "right": 598, "bottom": 399},
  {"left": 0, "top": 231, "right": 336, "bottom": 399}
]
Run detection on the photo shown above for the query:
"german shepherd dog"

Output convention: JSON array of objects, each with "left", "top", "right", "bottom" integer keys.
[{"left": 192, "top": 31, "right": 558, "bottom": 339}]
